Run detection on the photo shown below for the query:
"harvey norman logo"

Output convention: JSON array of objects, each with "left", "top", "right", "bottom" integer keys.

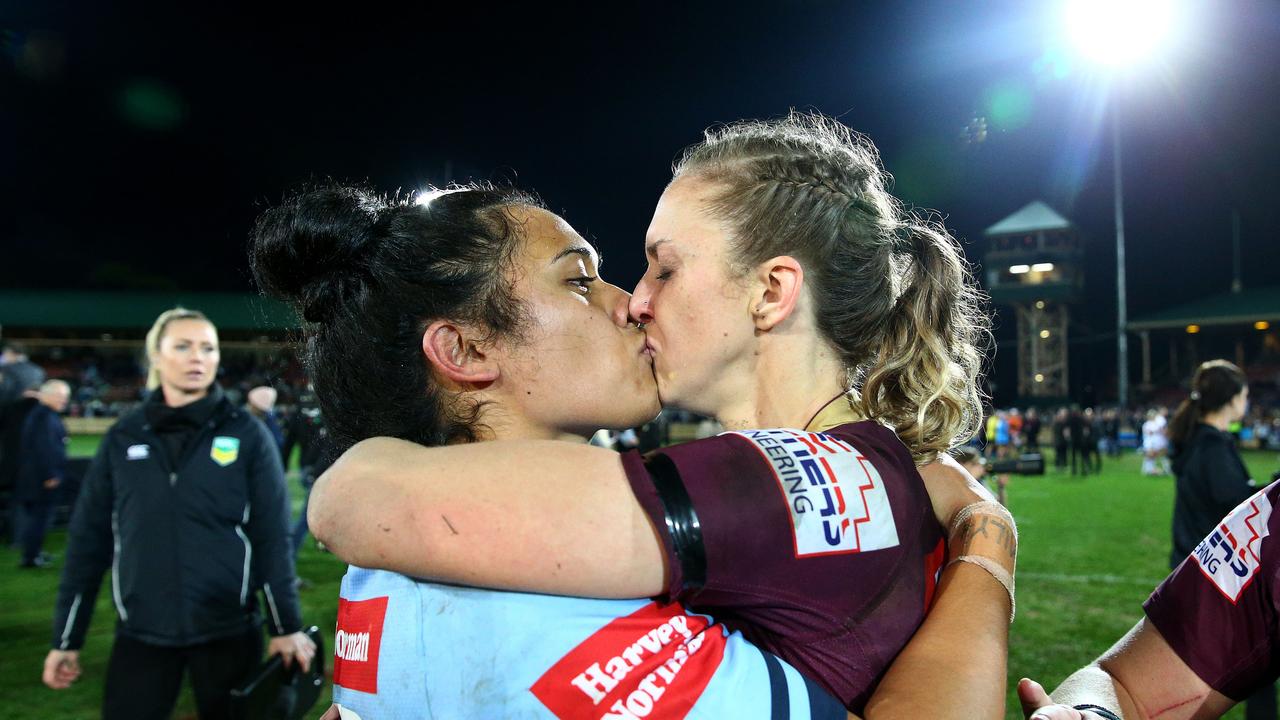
[
  {"left": 333, "top": 596, "right": 388, "bottom": 695},
  {"left": 729, "top": 428, "right": 899, "bottom": 558},
  {"left": 531, "top": 602, "right": 726, "bottom": 719},
  {"left": 335, "top": 629, "right": 370, "bottom": 662}
]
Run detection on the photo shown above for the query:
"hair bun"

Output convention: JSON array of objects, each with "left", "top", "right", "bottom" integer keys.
[{"left": 250, "top": 185, "right": 388, "bottom": 322}]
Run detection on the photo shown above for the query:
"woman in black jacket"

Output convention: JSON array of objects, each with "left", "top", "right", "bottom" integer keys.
[
  {"left": 42, "top": 308, "right": 315, "bottom": 720},
  {"left": 1167, "top": 359, "right": 1270, "bottom": 720}
]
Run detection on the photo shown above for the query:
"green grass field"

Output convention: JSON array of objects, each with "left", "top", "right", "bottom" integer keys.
[{"left": 2, "top": 440, "right": 1276, "bottom": 719}]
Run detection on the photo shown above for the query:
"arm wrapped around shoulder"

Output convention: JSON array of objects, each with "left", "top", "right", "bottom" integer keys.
[{"left": 946, "top": 500, "right": 1017, "bottom": 621}]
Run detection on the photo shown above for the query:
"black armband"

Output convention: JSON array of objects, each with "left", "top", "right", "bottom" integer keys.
[
  {"left": 1073, "top": 704, "right": 1122, "bottom": 720},
  {"left": 644, "top": 452, "right": 707, "bottom": 594}
]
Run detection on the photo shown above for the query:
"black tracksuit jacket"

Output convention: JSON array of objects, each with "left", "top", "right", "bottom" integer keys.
[{"left": 51, "top": 388, "right": 301, "bottom": 650}]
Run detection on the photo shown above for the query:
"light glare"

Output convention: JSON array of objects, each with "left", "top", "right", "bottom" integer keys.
[
  {"left": 1032, "top": 262, "right": 1055, "bottom": 272},
  {"left": 1064, "top": 0, "right": 1179, "bottom": 68},
  {"left": 1010, "top": 264, "right": 1031, "bottom": 274}
]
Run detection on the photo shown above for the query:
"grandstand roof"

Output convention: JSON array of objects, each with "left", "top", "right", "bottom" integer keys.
[
  {"left": 984, "top": 201, "right": 1073, "bottom": 236},
  {"left": 0, "top": 291, "right": 297, "bottom": 331},
  {"left": 1128, "top": 286, "right": 1280, "bottom": 330}
]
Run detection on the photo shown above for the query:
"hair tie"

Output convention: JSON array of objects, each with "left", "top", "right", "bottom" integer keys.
[{"left": 1190, "top": 391, "right": 1201, "bottom": 401}]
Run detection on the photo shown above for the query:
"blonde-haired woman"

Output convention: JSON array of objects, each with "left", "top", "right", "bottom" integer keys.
[
  {"left": 43, "top": 307, "right": 314, "bottom": 720},
  {"left": 310, "top": 114, "right": 1013, "bottom": 717}
]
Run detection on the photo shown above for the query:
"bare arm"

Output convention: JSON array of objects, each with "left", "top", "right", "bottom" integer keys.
[
  {"left": 1019, "top": 619, "right": 1235, "bottom": 720},
  {"left": 308, "top": 437, "right": 667, "bottom": 598},
  {"left": 863, "top": 456, "right": 1013, "bottom": 719}
]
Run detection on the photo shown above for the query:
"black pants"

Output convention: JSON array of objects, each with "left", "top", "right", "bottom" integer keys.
[
  {"left": 103, "top": 626, "right": 262, "bottom": 720},
  {"left": 18, "top": 498, "right": 53, "bottom": 564}
]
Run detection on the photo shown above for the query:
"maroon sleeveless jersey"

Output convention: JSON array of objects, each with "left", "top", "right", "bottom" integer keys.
[{"left": 622, "top": 420, "right": 946, "bottom": 712}]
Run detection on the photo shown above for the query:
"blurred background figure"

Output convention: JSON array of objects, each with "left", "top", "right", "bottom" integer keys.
[
  {"left": 246, "top": 385, "right": 284, "bottom": 450},
  {"left": 1142, "top": 407, "right": 1171, "bottom": 476},
  {"left": 1023, "top": 407, "right": 1042, "bottom": 454},
  {"left": 1052, "top": 407, "right": 1070, "bottom": 472},
  {"left": 1068, "top": 407, "right": 1095, "bottom": 476},
  {"left": 14, "top": 380, "right": 70, "bottom": 568},
  {"left": 1083, "top": 407, "right": 1103, "bottom": 473},
  {"left": 0, "top": 342, "right": 47, "bottom": 407},
  {"left": 281, "top": 388, "right": 333, "bottom": 561},
  {"left": 984, "top": 408, "right": 999, "bottom": 458}
]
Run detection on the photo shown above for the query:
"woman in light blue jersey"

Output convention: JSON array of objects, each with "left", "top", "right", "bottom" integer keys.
[
  {"left": 251, "top": 183, "right": 850, "bottom": 719},
  {"left": 304, "top": 115, "right": 1015, "bottom": 718}
]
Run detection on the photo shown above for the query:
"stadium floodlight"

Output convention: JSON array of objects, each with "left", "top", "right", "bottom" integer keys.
[
  {"left": 1061, "top": 0, "right": 1188, "bottom": 407},
  {"left": 1010, "top": 264, "right": 1031, "bottom": 275},
  {"left": 1063, "top": 0, "right": 1179, "bottom": 69},
  {"left": 1031, "top": 262, "right": 1055, "bottom": 272}
]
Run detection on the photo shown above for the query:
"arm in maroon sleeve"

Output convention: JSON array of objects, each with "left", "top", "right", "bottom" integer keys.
[{"left": 1019, "top": 482, "right": 1280, "bottom": 720}]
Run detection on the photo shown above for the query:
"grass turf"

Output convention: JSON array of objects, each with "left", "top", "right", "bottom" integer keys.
[{"left": 1, "top": 439, "right": 1276, "bottom": 718}]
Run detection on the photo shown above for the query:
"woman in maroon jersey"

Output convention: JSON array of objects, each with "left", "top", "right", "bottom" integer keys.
[{"left": 310, "top": 113, "right": 1013, "bottom": 717}]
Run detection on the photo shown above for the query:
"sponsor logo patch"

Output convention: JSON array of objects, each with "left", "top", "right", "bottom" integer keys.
[
  {"left": 333, "top": 596, "right": 388, "bottom": 694},
  {"left": 1192, "top": 488, "right": 1272, "bottom": 604},
  {"left": 126, "top": 444, "right": 150, "bottom": 461},
  {"left": 728, "top": 429, "right": 900, "bottom": 558},
  {"left": 210, "top": 436, "right": 240, "bottom": 467},
  {"left": 530, "top": 601, "right": 726, "bottom": 720}
]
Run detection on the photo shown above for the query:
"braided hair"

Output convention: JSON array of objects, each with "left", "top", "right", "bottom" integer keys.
[{"left": 673, "top": 112, "right": 989, "bottom": 463}]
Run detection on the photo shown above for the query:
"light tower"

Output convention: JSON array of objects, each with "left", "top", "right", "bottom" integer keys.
[{"left": 984, "top": 201, "right": 1084, "bottom": 400}]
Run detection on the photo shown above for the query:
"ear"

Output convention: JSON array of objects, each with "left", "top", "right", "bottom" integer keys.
[
  {"left": 750, "top": 256, "right": 804, "bottom": 331},
  {"left": 421, "top": 320, "right": 500, "bottom": 386}
]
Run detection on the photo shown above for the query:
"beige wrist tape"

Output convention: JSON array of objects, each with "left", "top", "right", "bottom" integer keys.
[{"left": 946, "top": 500, "right": 1017, "bottom": 622}]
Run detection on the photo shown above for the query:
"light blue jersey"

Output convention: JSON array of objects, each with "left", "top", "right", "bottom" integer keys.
[{"left": 332, "top": 567, "right": 844, "bottom": 719}]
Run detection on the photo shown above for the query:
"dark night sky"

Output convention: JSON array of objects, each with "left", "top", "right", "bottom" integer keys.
[{"left": 4, "top": 2, "right": 1279, "bottom": 398}]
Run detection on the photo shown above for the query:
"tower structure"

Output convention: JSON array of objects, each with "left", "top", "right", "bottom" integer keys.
[{"left": 983, "top": 201, "right": 1083, "bottom": 399}]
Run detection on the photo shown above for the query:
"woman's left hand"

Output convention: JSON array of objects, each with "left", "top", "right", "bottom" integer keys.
[{"left": 268, "top": 630, "right": 316, "bottom": 672}]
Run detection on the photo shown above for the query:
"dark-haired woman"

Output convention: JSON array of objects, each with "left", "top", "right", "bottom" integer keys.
[
  {"left": 42, "top": 308, "right": 314, "bottom": 720},
  {"left": 1168, "top": 360, "right": 1255, "bottom": 567},
  {"left": 307, "top": 114, "right": 1014, "bottom": 717},
  {"left": 254, "top": 185, "right": 859, "bottom": 718},
  {"left": 1168, "top": 360, "right": 1275, "bottom": 719}
]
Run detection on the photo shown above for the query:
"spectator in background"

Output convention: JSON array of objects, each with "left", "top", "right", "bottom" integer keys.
[
  {"left": 1008, "top": 407, "right": 1024, "bottom": 450},
  {"left": 1023, "top": 407, "right": 1042, "bottom": 453},
  {"left": 1083, "top": 407, "right": 1103, "bottom": 474},
  {"left": 1068, "top": 407, "right": 1092, "bottom": 475},
  {"left": 1163, "top": 359, "right": 1272, "bottom": 719},
  {"left": 984, "top": 408, "right": 999, "bottom": 458},
  {"left": 16, "top": 380, "right": 70, "bottom": 569},
  {"left": 246, "top": 385, "right": 285, "bottom": 450},
  {"left": 0, "top": 341, "right": 46, "bottom": 406},
  {"left": 1142, "top": 407, "right": 1171, "bottom": 476},
  {"left": 995, "top": 409, "right": 1012, "bottom": 458},
  {"left": 43, "top": 308, "right": 313, "bottom": 719},
  {"left": 281, "top": 390, "right": 333, "bottom": 559},
  {"left": 1052, "top": 407, "right": 1070, "bottom": 471},
  {"left": 1103, "top": 407, "right": 1122, "bottom": 457}
]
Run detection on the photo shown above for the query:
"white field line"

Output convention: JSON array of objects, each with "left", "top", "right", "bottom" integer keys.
[{"left": 1021, "top": 571, "right": 1162, "bottom": 587}]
